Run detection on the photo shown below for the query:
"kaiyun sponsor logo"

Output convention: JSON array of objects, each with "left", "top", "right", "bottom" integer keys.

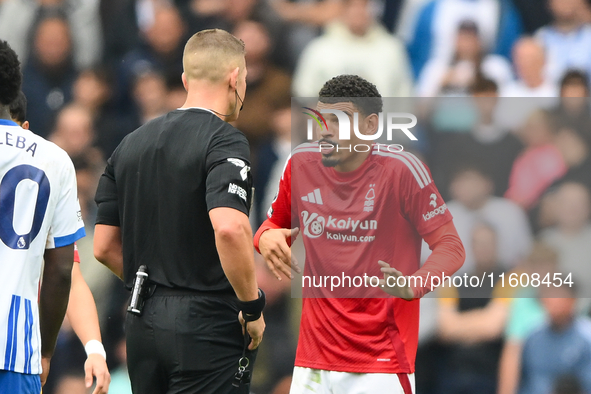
[{"left": 301, "top": 210, "right": 378, "bottom": 239}]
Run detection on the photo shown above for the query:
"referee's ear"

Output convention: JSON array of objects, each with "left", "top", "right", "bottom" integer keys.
[
  {"left": 229, "top": 66, "right": 240, "bottom": 91},
  {"left": 181, "top": 73, "right": 188, "bottom": 92}
]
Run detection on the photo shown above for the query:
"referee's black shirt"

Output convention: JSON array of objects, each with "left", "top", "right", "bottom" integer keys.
[{"left": 95, "top": 108, "right": 253, "bottom": 293}]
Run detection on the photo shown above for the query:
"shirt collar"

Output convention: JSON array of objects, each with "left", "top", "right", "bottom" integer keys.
[
  {"left": 177, "top": 107, "right": 217, "bottom": 116},
  {"left": 0, "top": 119, "right": 19, "bottom": 126}
]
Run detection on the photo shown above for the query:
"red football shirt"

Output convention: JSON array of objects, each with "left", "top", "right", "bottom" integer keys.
[
  {"left": 73, "top": 242, "right": 80, "bottom": 264},
  {"left": 266, "top": 142, "right": 454, "bottom": 373}
]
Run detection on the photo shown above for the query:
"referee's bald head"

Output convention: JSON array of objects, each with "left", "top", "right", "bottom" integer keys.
[{"left": 183, "top": 29, "right": 245, "bottom": 84}]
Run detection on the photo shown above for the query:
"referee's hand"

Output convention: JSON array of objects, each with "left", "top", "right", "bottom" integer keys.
[
  {"left": 259, "top": 228, "right": 300, "bottom": 280},
  {"left": 239, "top": 312, "right": 265, "bottom": 350}
]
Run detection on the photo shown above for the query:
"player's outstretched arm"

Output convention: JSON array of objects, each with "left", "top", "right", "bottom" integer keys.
[
  {"left": 40, "top": 244, "right": 75, "bottom": 385},
  {"left": 255, "top": 224, "right": 300, "bottom": 281},
  {"left": 210, "top": 207, "right": 265, "bottom": 350},
  {"left": 412, "top": 221, "right": 465, "bottom": 298},
  {"left": 94, "top": 224, "right": 123, "bottom": 280},
  {"left": 67, "top": 263, "right": 110, "bottom": 394}
]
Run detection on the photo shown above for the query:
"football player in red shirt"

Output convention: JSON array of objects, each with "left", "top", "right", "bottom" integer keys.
[{"left": 254, "top": 75, "right": 465, "bottom": 393}]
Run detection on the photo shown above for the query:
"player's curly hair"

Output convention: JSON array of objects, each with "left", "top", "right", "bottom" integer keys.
[
  {"left": 0, "top": 40, "right": 22, "bottom": 106},
  {"left": 318, "top": 75, "right": 382, "bottom": 116}
]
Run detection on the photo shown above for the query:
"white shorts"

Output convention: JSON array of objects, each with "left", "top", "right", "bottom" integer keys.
[{"left": 290, "top": 367, "right": 415, "bottom": 394}]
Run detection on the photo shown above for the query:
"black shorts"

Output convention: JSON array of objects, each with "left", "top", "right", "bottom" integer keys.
[{"left": 125, "top": 289, "right": 257, "bottom": 394}]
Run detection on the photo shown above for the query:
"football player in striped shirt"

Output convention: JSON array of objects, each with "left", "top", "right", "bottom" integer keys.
[
  {"left": 9, "top": 92, "right": 110, "bottom": 393},
  {"left": 0, "top": 41, "right": 85, "bottom": 393}
]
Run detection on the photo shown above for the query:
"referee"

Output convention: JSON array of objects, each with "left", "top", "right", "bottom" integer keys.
[{"left": 93, "top": 29, "right": 265, "bottom": 394}]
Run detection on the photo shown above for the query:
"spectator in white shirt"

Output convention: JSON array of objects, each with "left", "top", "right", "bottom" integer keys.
[
  {"left": 292, "top": 0, "right": 413, "bottom": 97},
  {"left": 535, "top": 0, "right": 591, "bottom": 84}
]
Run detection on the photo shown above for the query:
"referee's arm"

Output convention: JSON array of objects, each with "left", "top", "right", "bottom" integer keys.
[
  {"left": 206, "top": 142, "right": 265, "bottom": 349},
  {"left": 205, "top": 134, "right": 260, "bottom": 302},
  {"left": 94, "top": 224, "right": 123, "bottom": 280},
  {"left": 94, "top": 158, "right": 124, "bottom": 280},
  {"left": 210, "top": 207, "right": 265, "bottom": 350},
  {"left": 210, "top": 208, "right": 258, "bottom": 302}
]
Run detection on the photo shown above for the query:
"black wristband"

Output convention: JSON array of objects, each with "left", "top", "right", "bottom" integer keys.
[{"left": 239, "top": 289, "right": 266, "bottom": 322}]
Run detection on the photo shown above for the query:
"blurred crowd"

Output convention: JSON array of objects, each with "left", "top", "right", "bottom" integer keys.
[{"left": 1, "top": 0, "right": 591, "bottom": 393}]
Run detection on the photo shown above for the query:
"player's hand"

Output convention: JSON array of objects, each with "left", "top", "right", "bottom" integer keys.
[
  {"left": 259, "top": 228, "right": 301, "bottom": 280},
  {"left": 238, "top": 311, "right": 266, "bottom": 350},
  {"left": 84, "top": 353, "right": 111, "bottom": 394},
  {"left": 377, "top": 260, "right": 415, "bottom": 300},
  {"left": 40, "top": 356, "right": 51, "bottom": 386}
]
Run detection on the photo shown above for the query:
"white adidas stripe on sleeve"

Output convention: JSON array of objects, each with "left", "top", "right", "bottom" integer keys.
[{"left": 372, "top": 150, "right": 428, "bottom": 189}]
